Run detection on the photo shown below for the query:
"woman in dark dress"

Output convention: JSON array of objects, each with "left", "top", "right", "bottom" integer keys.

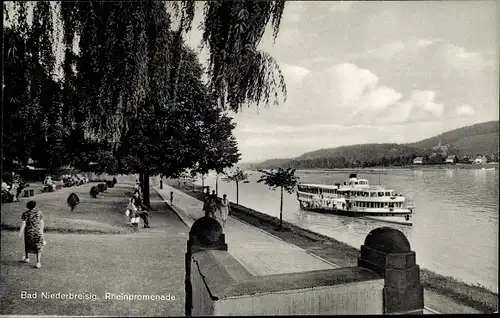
[{"left": 19, "top": 201, "right": 45, "bottom": 268}]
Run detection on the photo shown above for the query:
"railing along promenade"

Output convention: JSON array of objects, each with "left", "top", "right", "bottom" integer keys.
[{"left": 185, "top": 217, "right": 424, "bottom": 315}]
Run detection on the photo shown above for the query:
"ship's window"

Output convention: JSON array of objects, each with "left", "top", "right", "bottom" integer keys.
[
  {"left": 385, "top": 192, "right": 390, "bottom": 196},
  {"left": 378, "top": 192, "right": 383, "bottom": 197}
]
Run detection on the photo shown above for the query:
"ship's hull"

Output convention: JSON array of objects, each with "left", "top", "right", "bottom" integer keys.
[{"left": 299, "top": 205, "right": 412, "bottom": 226}]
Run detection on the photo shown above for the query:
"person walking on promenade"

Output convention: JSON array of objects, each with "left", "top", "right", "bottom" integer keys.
[
  {"left": 219, "top": 194, "right": 230, "bottom": 228},
  {"left": 203, "top": 188, "right": 217, "bottom": 219},
  {"left": 19, "top": 200, "right": 45, "bottom": 268},
  {"left": 132, "top": 192, "right": 150, "bottom": 228},
  {"left": 203, "top": 188, "right": 211, "bottom": 217}
]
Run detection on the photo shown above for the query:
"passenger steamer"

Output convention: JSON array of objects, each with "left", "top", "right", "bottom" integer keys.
[{"left": 296, "top": 174, "right": 414, "bottom": 226}]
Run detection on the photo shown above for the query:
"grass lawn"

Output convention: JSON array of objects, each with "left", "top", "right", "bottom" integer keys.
[
  {"left": 1, "top": 184, "right": 189, "bottom": 316},
  {"left": 1, "top": 182, "right": 135, "bottom": 234}
]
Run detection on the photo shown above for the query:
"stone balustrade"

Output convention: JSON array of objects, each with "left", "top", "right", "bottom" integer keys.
[{"left": 185, "top": 216, "right": 423, "bottom": 316}]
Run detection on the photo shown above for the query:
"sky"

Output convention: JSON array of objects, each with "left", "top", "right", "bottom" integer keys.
[
  {"left": 183, "top": 1, "right": 499, "bottom": 163},
  {"left": 5, "top": 1, "right": 499, "bottom": 163}
]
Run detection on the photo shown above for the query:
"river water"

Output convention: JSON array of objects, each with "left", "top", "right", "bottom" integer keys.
[{"left": 197, "top": 167, "right": 498, "bottom": 293}]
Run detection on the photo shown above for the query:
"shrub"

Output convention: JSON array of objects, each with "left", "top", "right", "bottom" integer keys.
[
  {"left": 97, "top": 183, "right": 106, "bottom": 192},
  {"left": 90, "top": 186, "right": 99, "bottom": 198},
  {"left": 106, "top": 180, "right": 114, "bottom": 188},
  {"left": 67, "top": 193, "right": 80, "bottom": 211}
]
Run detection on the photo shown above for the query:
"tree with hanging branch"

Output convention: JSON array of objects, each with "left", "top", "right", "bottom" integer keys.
[
  {"left": 5, "top": 0, "right": 288, "bottom": 206},
  {"left": 257, "top": 167, "right": 299, "bottom": 230}
]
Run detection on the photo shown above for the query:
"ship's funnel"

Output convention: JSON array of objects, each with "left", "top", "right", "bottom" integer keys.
[{"left": 349, "top": 173, "right": 357, "bottom": 179}]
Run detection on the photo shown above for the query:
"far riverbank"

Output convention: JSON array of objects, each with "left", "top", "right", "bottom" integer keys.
[
  {"left": 296, "top": 162, "right": 499, "bottom": 172},
  {"left": 168, "top": 181, "right": 497, "bottom": 314}
]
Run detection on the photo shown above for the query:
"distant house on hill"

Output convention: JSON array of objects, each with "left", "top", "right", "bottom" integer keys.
[
  {"left": 445, "top": 155, "right": 457, "bottom": 164},
  {"left": 474, "top": 155, "right": 487, "bottom": 164},
  {"left": 413, "top": 157, "right": 424, "bottom": 164}
]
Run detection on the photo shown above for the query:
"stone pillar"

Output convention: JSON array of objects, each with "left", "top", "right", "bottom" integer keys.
[
  {"left": 185, "top": 217, "right": 227, "bottom": 316},
  {"left": 357, "top": 227, "right": 424, "bottom": 315}
]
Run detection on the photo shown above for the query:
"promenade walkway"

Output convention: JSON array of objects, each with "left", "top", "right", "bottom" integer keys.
[{"left": 154, "top": 184, "right": 336, "bottom": 276}]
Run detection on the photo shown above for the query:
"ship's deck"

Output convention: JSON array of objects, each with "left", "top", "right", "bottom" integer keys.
[{"left": 298, "top": 183, "right": 389, "bottom": 191}]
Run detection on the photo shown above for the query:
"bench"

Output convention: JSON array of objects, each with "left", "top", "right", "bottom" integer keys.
[
  {"left": 42, "top": 185, "right": 55, "bottom": 193},
  {"left": 23, "top": 189, "right": 35, "bottom": 197}
]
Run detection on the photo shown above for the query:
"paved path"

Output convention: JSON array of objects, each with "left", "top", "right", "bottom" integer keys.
[{"left": 155, "top": 185, "right": 336, "bottom": 276}]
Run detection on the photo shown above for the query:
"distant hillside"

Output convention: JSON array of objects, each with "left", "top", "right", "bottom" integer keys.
[
  {"left": 250, "top": 121, "right": 499, "bottom": 170},
  {"left": 249, "top": 158, "right": 292, "bottom": 169},
  {"left": 406, "top": 120, "right": 499, "bottom": 158}
]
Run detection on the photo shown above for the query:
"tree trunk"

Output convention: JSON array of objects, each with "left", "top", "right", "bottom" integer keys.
[
  {"left": 202, "top": 175, "right": 205, "bottom": 189},
  {"left": 216, "top": 174, "right": 218, "bottom": 196},
  {"left": 280, "top": 186, "right": 283, "bottom": 230},
  {"left": 236, "top": 182, "right": 239, "bottom": 205},
  {"left": 143, "top": 169, "right": 151, "bottom": 208}
]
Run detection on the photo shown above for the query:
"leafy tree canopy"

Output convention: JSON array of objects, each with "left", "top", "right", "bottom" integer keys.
[
  {"left": 257, "top": 167, "right": 299, "bottom": 193},
  {"left": 223, "top": 167, "right": 249, "bottom": 183}
]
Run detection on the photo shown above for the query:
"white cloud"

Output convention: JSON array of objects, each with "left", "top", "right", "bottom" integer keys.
[
  {"left": 410, "top": 90, "right": 445, "bottom": 118},
  {"left": 280, "top": 64, "right": 311, "bottom": 82},
  {"left": 348, "top": 39, "right": 431, "bottom": 60},
  {"left": 326, "top": 63, "right": 379, "bottom": 107},
  {"left": 441, "top": 42, "right": 494, "bottom": 72},
  {"left": 455, "top": 104, "right": 476, "bottom": 116},
  {"left": 242, "top": 63, "right": 411, "bottom": 127},
  {"left": 382, "top": 101, "right": 414, "bottom": 124},
  {"left": 380, "top": 90, "right": 445, "bottom": 124},
  {"left": 352, "top": 38, "right": 494, "bottom": 74},
  {"left": 364, "top": 42, "right": 406, "bottom": 60},
  {"left": 416, "top": 39, "right": 433, "bottom": 48},
  {"left": 356, "top": 86, "right": 403, "bottom": 112}
]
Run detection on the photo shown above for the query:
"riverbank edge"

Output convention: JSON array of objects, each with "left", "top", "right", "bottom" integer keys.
[{"left": 171, "top": 184, "right": 498, "bottom": 313}]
